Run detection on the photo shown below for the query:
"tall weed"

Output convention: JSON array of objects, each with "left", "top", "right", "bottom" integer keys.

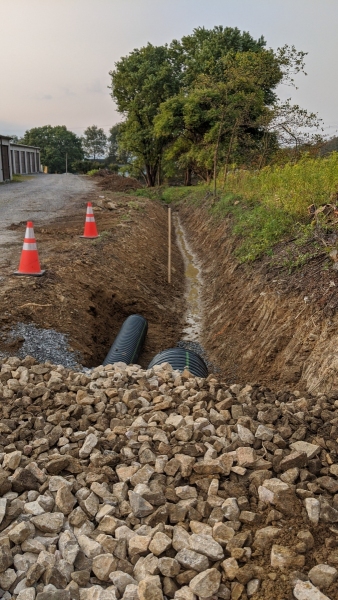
[
  {"left": 223, "top": 154, "right": 338, "bottom": 216},
  {"left": 212, "top": 154, "right": 338, "bottom": 260}
]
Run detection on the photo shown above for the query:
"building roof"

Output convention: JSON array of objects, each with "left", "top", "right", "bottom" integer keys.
[
  {"left": 0, "top": 134, "right": 40, "bottom": 149},
  {"left": 11, "top": 142, "right": 40, "bottom": 150}
]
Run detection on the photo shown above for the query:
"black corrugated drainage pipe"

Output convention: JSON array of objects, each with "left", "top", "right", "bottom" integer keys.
[
  {"left": 148, "top": 347, "right": 208, "bottom": 378},
  {"left": 102, "top": 314, "right": 148, "bottom": 366}
]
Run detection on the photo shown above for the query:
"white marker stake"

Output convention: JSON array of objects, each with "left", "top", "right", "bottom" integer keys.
[{"left": 168, "top": 206, "right": 172, "bottom": 284}]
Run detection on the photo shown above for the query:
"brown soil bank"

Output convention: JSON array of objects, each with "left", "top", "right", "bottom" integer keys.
[
  {"left": 179, "top": 202, "right": 338, "bottom": 393},
  {"left": 0, "top": 191, "right": 185, "bottom": 367}
]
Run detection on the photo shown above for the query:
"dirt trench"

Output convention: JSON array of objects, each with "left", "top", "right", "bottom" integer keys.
[
  {"left": 179, "top": 202, "right": 338, "bottom": 393},
  {"left": 0, "top": 190, "right": 186, "bottom": 368},
  {"left": 3, "top": 182, "right": 338, "bottom": 391}
]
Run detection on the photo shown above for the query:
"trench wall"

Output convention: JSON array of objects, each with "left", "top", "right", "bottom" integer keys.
[{"left": 179, "top": 203, "right": 338, "bottom": 393}]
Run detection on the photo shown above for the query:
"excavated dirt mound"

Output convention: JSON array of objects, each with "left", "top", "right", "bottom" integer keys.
[
  {"left": 179, "top": 202, "right": 338, "bottom": 393},
  {"left": 0, "top": 190, "right": 185, "bottom": 368},
  {"left": 93, "top": 172, "right": 143, "bottom": 193}
]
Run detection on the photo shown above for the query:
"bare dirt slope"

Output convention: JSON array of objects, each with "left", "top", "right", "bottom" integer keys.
[
  {"left": 179, "top": 202, "right": 338, "bottom": 394},
  {"left": 0, "top": 185, "right": 185, "bottom": 368}
]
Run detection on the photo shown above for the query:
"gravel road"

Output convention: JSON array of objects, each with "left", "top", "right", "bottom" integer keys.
[{"left": 0, "top": 173, "right": 95, "bottom": 246}]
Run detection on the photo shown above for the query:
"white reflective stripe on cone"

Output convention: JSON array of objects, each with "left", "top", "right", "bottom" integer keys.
[
  {"left": 25, "top": 228, "right": 35, "bottom": 238},
  {"left": 23, "top": 243, "right": 37, "bottom": 250},
  {"left": 87, "top": 208, "right": 94, "bottom": 215},
  {"left": 86, "top": 217, "right": 95, "bottom": 222}
]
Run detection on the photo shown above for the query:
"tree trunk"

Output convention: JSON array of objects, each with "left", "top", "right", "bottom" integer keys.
[
  {"left": 139, "top": 169, "right": 148, "bottom": 185},
  {"left": 258, "top": 133, "right": 269, "bottom": 170},
  {"left": 145, "top": 163, "right": 157, "bottom": 187},
  {"left": 281, "top": 125, "right": 299, "bottom": 162},
  {"left": 206, "top": 170, "right": 213, "bottom": 184},
  {"left": 213, "top": 119, "right": 224, "bottom": 197},
  {"left": 185, "top": 167, "right": 192, "bottom": 186},
  {"left": 222, "top": 121, "right": 239, "bottom": 190}
]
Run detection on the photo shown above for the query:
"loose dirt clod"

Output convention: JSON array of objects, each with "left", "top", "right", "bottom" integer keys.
[{"left": 0, "top": 358, "right": 337, "bottom": 599}]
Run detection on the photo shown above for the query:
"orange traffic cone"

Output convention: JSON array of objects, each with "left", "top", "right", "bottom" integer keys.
[
  {"left": 80, "top": 202, "right": 99, "bottom": 238},
  {"left": 14, "top": 221, "right": 45, "bottom": 276}
]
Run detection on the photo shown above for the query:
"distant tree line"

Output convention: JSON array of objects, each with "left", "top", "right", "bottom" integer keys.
[
  {"left": 13, "top": 124, "right": 127, "bottom": 174},
  {"left": 109, "top": 25, "right": 323, "bottom": 188},
  {"left": 13, "top": 26, "right": 322, "bottom": 182}
]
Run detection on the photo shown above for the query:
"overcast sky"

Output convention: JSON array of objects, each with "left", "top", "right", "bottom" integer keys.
[{"left": 1, "top": 0, "right": 337, "bottom": 139}]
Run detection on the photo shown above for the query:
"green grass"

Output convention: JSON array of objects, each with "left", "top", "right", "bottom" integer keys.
[
  {"left": 137, "top": 182, "right": 304, "bottom": 262},
  {"left": 162, "top": 186, "right": 209, "bottom": 204},
  {"left": 138, "top": 154, "right": 338, "bottom": 263},
  {"left": 133, "top": 185, "right": 209, "bottom": 204},
  {"left": 133, "top": 188, "right": 162, "bottom": 200},
  {"left": 127, "top": 200, "right": 144, "bottom": 211},
  {"left": 212, "top": 154, "right": 338, "bottom": 261},
  {"left": 211, "top": 193, "right": 299, "bottom": 262},
  {"left": 2, "top": 175, "right": 34, "bottom": 184},
  {"left": 128, "top": 154, "right": 338, "bottom": 263}
]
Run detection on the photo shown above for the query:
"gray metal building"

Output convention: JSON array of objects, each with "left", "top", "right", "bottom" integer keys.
[
  {"left": 0, "top": 135, "right": 41, "bottom": 182},
  {"left": 0, "top": 135, "right": 12, "bottom": 182}
]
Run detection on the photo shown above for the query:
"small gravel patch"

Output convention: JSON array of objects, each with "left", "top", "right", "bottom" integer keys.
[{"left": 0, "top": 323, "right": 83, "bottom": 369}]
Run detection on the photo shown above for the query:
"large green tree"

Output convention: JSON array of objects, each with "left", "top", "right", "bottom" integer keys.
[
  {"left": 172, "top": 26, "right": 267, "bottom": 87},
  {"left": 82, "top": 125, "right": 107, "bottom": 159},
  {"left": 109, "top": 43, "right": 182, "bottom": 186},
  {"left": 21, "top": 125, "right": 83, "bottom": 173},
  {"left": 109, "top": 26, "right": 311, "bottom": 186},
  {"left": 156, "top": 34, "right": 309, "bottom": 186},
  {"left": 155, "top": 49, "right": 282, "bottom": 186},
  {"left": 107, "top": 123, "right": 132, "bottom": 165}
]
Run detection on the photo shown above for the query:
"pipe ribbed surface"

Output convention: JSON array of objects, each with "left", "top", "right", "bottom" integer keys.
[
  {"left": 148, "top": 347, "right": 208, "bottom": 378},
  {"left": 103, "top": 314, "right": 148, "bottom": 366}
]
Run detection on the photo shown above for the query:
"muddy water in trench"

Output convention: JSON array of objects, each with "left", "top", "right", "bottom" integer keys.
[{"left": 173, "top": 213, "right": 203, "bottom": 341}]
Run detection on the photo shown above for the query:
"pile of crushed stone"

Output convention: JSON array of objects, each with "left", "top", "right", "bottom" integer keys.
[
  {"left": 92, "top": 172, "right": 142, "bottom": 193},
  {"left": 0, "top": 324, "right": 82, "bottom": 371},
  {"left": 0, "top": 356, "right": 337, "bottom": 599}
]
